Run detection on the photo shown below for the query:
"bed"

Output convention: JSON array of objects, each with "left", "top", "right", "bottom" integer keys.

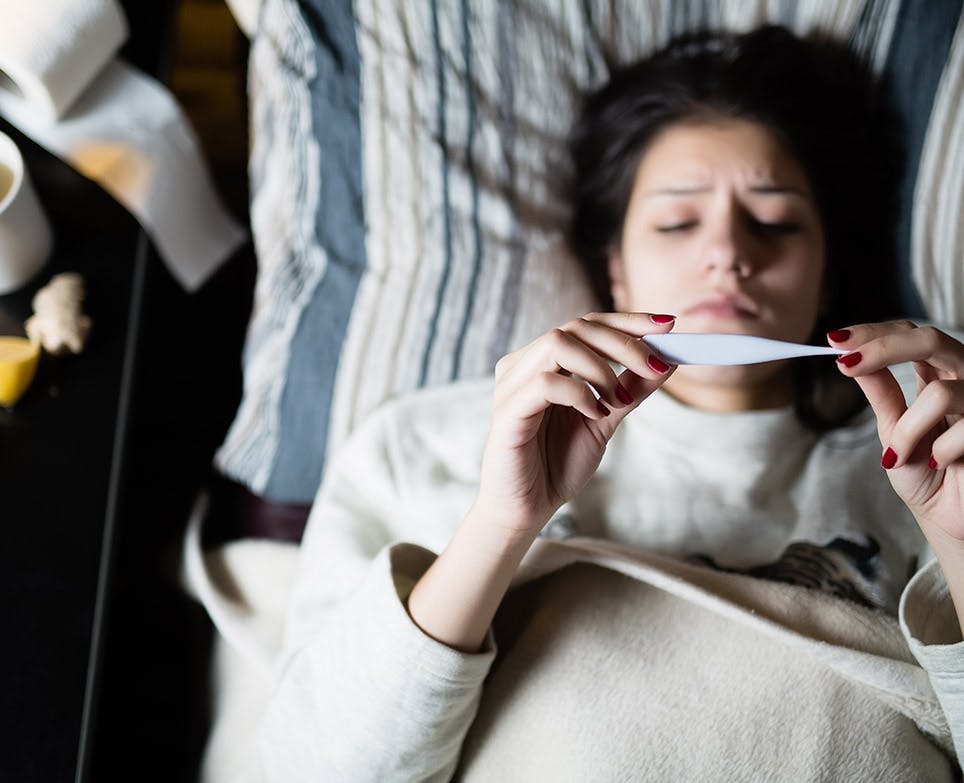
[{"left": 182, "top": 2, "right": 964, "bottom": 780}]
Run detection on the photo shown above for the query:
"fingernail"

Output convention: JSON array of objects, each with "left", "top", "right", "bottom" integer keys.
[
  {"left": 928, "top": 455, "right": 938, "bottom": 470},
  {"left": 650, "top": 314, "right": 676, "bottom": 324},
  {"left": 881, "top": 447, "right": 897, "bottom": 470},
  {"left": 837, "top": 352, "right": 862, "bottom": 368},
  {"left": 647, "top": 354, "right": 671, "bottom": 374},
  {"left": 827, "top": 329, "right": 851, "bottom": 343},
  {"left": 614, "top": 382, "right": 633, "bottom": 405},
  {"left": 596, "top": 400, "right": 611, "bottom": 417}
]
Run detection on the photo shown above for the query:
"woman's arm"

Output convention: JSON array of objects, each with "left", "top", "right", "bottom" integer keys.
[
  {"left": 408, "top": 311, "right": 678, "bottom": 651},
  {"left": 261, "top": 311, "right": 678, "bottom": 780},
  {"left": 406, "top": 502, "right": 537, "bottom": 652},
  {"left": 260, "top": 387, "right": 499, "bottom": 783}
]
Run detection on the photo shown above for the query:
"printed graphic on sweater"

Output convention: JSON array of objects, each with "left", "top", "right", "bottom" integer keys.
[{"left": 690, "top": 535, "right": 886, "bottom": 611}]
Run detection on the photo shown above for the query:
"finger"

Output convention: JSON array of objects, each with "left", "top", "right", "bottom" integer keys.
[
  {"left": 828, "top": 323, "right": 939, "bottom": 397},
  {"left": 498, "top": 314, "right": 677, "bottom": 407},
  {"left": 496, "top": 371, "right": 612, "bottom": 426},
  {"left": 832, "top": 324, "right": 964, "bottom": 377},
  {"left": 495, "top": 328, "right": 632, "bottom": 409},
  {"left": 826, "top": 319, "right": 919, "bottom": 350},
  {"left": 495, "top": 311, "right": 676, "bottom": 380},
  {"left": 580, "top": 310, "right": 678, "bottom": 335},
  {"left": 883, "top": 380, "right": 964, "bottom": 468},
  {"left": 495, "top": 345, "right": 527, "bottom": 382},
  {"left": 618, "top": 364, "right": 674, "bottom": 405},
  {"left": 930, "top": 418, "right": 964, "bottom": 470},
  {"left": 593, "top": 364, "right": 679, "bottom": 438},
  {"left": 849, "top": 368, "right": 908, "bottom": 447},
  {"left": 559, "top": 315, "right": 679, "bottom": 382},
  {"left": 830, "top": 322, "right": 936, "bottom": 401},
  {"left": 914, "top": 361, "right": 939, "bottom": 399}
]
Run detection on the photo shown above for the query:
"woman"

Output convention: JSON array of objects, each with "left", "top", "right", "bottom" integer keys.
[{"left": 261, "top": 27, "right": 964, "bottom": 781}]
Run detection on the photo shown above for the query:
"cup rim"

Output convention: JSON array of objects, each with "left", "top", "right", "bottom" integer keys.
[{"left": 0, "top": 130, "right": 24, "bottom": 214}]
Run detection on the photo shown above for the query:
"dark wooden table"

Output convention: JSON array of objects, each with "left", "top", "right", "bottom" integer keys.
[
  {"left": 0, "top": 5, "right": 258, "bottom": 779},
  {"left": 0, "top": 7, "right": 184, "bottom": 780},
  {"left": 0, "top": 122, "right": 150, "bottom": 783}
]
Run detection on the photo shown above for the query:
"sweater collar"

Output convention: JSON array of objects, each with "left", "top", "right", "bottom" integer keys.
[{"left": 627, "top": 388, "right": 814, "bottom": 457}]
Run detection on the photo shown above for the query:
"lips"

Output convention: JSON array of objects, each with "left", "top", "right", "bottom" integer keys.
[{"left": 684, "top": 293, "right": 759, "bottom": 319}]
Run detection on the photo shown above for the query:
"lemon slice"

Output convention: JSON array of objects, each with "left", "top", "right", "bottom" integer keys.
[{"left": 0, "top": 336, "right": 40, "bottom": 407}]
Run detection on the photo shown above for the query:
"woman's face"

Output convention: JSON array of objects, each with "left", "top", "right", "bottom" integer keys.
[{"left": 609, "top": 118, "right": 826, "bottom": 410}]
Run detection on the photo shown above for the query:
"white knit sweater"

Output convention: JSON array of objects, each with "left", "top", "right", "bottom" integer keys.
[{"left": 236, "top": 372, "right": 964, "bottom": 781}]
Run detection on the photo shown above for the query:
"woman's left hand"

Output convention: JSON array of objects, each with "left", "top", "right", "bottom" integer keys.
[{"left": 829, "top": 321, "right": 964, "bottom": 543}]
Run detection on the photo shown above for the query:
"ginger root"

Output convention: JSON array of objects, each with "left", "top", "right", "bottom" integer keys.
[{"left": 24, "top": 273, "right": 92, "bottom": 355}]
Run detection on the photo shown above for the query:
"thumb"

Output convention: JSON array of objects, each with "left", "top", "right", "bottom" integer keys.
[{"left": 851, "top": 368, "right": 907, "bottom": 443}]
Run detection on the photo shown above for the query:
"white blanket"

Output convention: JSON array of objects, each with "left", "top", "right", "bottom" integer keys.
[
  {"left": 458, "top": 537, "right": 955, "bottom": 781},
  {"left": 184, "top": 516, "right": 958, "bottom": 782}
]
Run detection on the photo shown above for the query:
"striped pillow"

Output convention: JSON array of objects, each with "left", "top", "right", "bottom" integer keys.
[{"left": 215, "top": 0, "right": 964, "bottom": 504}]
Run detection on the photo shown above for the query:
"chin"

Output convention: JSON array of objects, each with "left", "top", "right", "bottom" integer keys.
[
  {"left": 678, "top": 315, "right": 810, "bottom": 344},
  {"left": 676, "top": 315, "right": 762, "bottom": 335},
  {"left": 672, "top": 361, "right": 789, "bottom": 389}
]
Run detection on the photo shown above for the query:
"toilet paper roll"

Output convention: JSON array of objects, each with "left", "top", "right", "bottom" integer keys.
[
  {"left": 0, "top": 0, "right": 127, "bottom": 121},
  {"left": 0, "top": 0, "right": 247, "bottom": 291}
]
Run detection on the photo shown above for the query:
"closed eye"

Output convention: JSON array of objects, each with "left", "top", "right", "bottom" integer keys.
[
  {"left": 656, "top": 221, "right": 697, "bottom": 233},
  {"left": 749, "top": 219, "right": 799, "bottom": 237}
]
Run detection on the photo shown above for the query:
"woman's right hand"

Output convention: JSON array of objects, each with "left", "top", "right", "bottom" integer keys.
[
  {"left": 409, "top": 313, "right": 678, "bottom": 652},
  {"left": 476, "top": 311, "right": 679, "bottom": 541}
]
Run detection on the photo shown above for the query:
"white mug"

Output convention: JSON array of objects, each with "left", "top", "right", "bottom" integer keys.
[{"left": 0, "top": 130, "right": 52, "bottom": 295}]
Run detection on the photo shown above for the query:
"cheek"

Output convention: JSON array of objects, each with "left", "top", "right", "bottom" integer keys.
[
  {"left": 765, "top": 251, "right": 826, "bottom": 333},
  {"left": 774, "top": 259, "right": 822, "bottom": 298},
  {"left": 622, "top": 252, "right": 692, "bottom": 307},
  {"left": 796, "top": 252, "right": 825, "bottom": 304}
]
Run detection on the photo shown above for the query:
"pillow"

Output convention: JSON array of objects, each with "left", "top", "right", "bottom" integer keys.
[{"left": 215, "top": 0, "right": 964, "bottom": 505}]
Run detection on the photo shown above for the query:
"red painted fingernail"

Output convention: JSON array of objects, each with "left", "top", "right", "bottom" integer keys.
[
  {"left": 928, "top": 455, "right": 938, "bottom": 470},
  {"left": 647, "top": 354, "right": 671, "bottom": 374},
  {"left": 650, "top": 314, "right": 676, "bottom": 324},
  {"left": 614, "top": 382, "right": 633, "bottom": 405},
  {"left": 837, "top": 352, "right": 862, "bottom": 368},
  {"left": 596, "top": 400, "right": 611, "bottom": 417},
  {"left": 881, "top": 447, "right": 897, "bottom": 469},
  {"left": 827, "top": 329, "right": 851, "bottom": 343}
]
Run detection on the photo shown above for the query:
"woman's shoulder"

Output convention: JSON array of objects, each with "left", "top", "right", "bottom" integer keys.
[
  {"left": 367, "top": 377, "right": 495, "bottom": 436},
  {"left": 345, "top": 377, "right": 495, "bottom": 480}
]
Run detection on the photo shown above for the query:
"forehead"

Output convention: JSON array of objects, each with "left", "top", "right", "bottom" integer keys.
[{"left": 633, "top": 118, "right": 813, "bottom": 193}]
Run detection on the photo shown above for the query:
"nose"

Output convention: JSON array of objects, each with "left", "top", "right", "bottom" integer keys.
[{"left": 703, "top": 204, "right": 753, "bottom": 279}]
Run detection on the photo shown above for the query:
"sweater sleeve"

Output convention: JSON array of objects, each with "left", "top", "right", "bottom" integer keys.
[
  {"left": 259, "top": 392, "right": 497, "bottom": 782},
  {"left": 899, "top": 558, "right": 964, "bottom": 765}
]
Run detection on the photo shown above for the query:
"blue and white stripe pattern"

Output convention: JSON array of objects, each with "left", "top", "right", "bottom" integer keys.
[{"left": 216, "top": 0, "right": 964, "bottom": 504}]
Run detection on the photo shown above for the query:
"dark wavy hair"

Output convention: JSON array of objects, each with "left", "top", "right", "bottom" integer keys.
[{"left": 566, "top": 25, "right": 905, "bottom": 431}]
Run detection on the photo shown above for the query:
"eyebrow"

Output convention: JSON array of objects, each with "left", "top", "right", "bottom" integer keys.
[{"left": 643, "top": 185, "right": 810, "bottom": 199}]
